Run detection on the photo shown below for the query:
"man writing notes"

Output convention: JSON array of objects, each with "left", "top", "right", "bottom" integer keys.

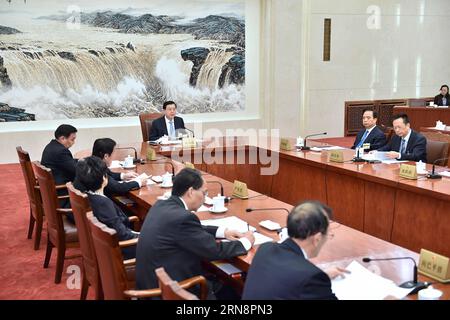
[
  {"left": 149, "top": 101, "right": 186, "bottom": 141},
  {"left": 242, "top": 201, "right": 348, "bottom": 300},
  {"left": 377, "top": 113, "right": 427, "bottom": 162},
  {"left": 135, "top": 168, "right": 254, "bottom": 299},
  {"left": 351, "top": 109, "right": 387, "bottom": 151}
]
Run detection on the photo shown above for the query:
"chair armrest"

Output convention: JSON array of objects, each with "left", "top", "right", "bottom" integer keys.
[
  {"left": 119, "top": 238, "right": 138, "bottom": 248},
  {"left": 179, "top": 275, "right": 208, "bottom": 300},
  {"left": 123, "top": 258, "right": 136, "bottom": 267},
  {"left": 56, "top": 208, "right": 72, "bottom": 215},
  {"left": 123, "top": 288, "right": 161, "bottom": 299},
  {"left": 55, "top": 184, "right": 67, "bottom": 190},
  {"left": 128, "top": 216, "right": 139, "bottom": 223},
  {"left": 57, "top": 195, "right": 70, "bottom": 200}
]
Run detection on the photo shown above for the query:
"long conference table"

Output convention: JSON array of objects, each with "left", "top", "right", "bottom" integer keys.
[{"left": 78, "top": 137, "right": 450, "bottom": 299}]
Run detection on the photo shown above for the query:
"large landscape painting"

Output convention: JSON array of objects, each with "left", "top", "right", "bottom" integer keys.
[{"left": 0, "top": 0, "right": 245, "bottom": 120}]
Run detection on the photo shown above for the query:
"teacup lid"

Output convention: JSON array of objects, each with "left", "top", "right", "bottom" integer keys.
[{"left": 418, "top": 286, "right": 443, "bottom": 299}]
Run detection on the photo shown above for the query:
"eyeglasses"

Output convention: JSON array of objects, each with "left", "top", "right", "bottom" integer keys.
[{"left": 197, "top": 189, "right": 208, "bottom": 197}]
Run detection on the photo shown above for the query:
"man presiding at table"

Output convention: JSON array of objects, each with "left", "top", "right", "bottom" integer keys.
[
  {"left": 377, "top": 113, "right": 427, "bottom": 162},
  {"left": 149, "top": 101, "right": 186, "bottom": 141},
  {"left": 351, "top": 109, "right": 387, "bottom": 151}
]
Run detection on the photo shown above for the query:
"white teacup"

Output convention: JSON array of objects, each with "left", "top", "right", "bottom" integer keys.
[
  {"left": 418, "top": 287, "right": 443, "bottom": 300},
  {"left": 123, "top": 155, "right": 133, "bottom": 168},
  {"left": 212, "top": 195, "right": 225, "bottom": 212},
  {"left": 161, "top": 135, "right": 169, "bottom": 144}
]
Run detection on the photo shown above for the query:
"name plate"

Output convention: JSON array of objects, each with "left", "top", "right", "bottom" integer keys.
[
  {"left": 182, "top": 137, "right": 196, "bottom": 148},
  {"left": 184, "top": 161, "right": 195, "bottom": 169},
  {"left": 329, "top": 150, "right": 344, "bottom": 163},
  {"left": 362, "top": 143, "right": 371, "bottom": 150},
  {"left": 146, "top": 148, "right": 157, "bottom": 161},
  {"left": 418, "top": 249, "right": 450, "bottom": 283},
  {"left": 232, "top": 180, "right": 249, "bottom": 199},
  {"left": 399, "top": 164, "right": 417, "bottom": 180},
  {"left": 280, "top": 138, "right": 293, "bottom": 151}
]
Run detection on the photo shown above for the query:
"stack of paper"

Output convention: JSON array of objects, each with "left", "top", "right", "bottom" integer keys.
[
  {"left": 331, "top": 260, "right": 414, "bottom": 300},
  {"left": 201, "top": 216, "right": 274, "bottom": 245}
]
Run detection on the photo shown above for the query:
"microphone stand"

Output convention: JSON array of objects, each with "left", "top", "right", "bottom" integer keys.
[
  {"left": 299, "top": 132, "right": 327, "bottom": 151},
  {"left": 362, "top": 257, "right": 430, "bottom": 295},
  {"left": 352, "top": 147, "right": 366, "bottom": 163},
  {"left": 115, "top": 147, "right": 141, "bottom": 164},
  {"left": 207, "top": 180, "right": 231, "bottom": 203},
  {"left": 427, "top": 157, "right": 449, "bottom": 179}
]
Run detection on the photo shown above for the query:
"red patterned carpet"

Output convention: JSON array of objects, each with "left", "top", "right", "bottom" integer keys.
[{"left": 0, "top": 164, "right": 91, "bottom": 300}]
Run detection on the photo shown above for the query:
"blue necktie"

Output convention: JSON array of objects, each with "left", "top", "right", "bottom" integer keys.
[
  {"left": 356, "top": 130, "right": 369, "bottom": 148},
  {"left": 400, "top": 138, "right": 406, "bottom": 154},
  {"left": 169, "top": 120, "right": 175, "bottom": 137}
]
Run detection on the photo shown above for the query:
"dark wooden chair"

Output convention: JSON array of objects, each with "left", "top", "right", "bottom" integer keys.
[
  {"left": 67, "top": 182, "right": 141, "bottom": 300},
  {"left": 421, "top": 131, "right": 450, "bottom": 166},
  {"left": 379, "top": 125, "right": 395, "bottom": 143},
  {"left": 16, "top": 146, "right": 45, "bottom": 250},
  {"left": 66, "top": 183, "right": 102, "bottom": 300},
  {"left": 155, "top": 267, "right": 207, "bottom": 300},
  {"left": 139, "top": 112, "right": 162, "bottom": 142},
  {"left": 87, "top": 213, "right": 206, "bottom": 300},
  {"left": 32, "top": 161, "right": 79, "bottom": 283},
  {"left": 425, "top": 139, "right": 449, "bottom": 166}
]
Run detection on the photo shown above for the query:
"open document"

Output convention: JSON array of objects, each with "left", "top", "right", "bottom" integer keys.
[
  {"left": 331, "top": 260, "right": 414, "bottom": 300},
  {"left": 201, "top": 216, "right": 273, "bottom": 246}
]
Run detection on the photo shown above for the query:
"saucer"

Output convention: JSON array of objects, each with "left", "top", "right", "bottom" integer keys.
[
  {"left": 122, "top": 164, "right": 136, "bottom": 169},
  {"left": 160, "top": 183, "right": 173, "bottom": 188},
  {"left": 208, "top": 207, "right": 228, "bottom": 213}
]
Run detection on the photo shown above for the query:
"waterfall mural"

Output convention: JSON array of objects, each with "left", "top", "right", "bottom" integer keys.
[{"left": 0, "top": 0, "right": 245, "bottom": 120}]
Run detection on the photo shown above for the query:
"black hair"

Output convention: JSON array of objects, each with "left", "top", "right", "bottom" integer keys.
[
  {"left": 362, "top": 108, "right": 378, "bottom": 119},
  {"left": 75, "top": 156, "right": 107, "bottom": 192},
  {"left": 92, "top": 138, "right": 116, "bottom": 160},
  {"left": 171, "top": 168, "right": 203, "bottom": 197},
  {"left": 163, "top": 101, "right": 177, "bottom": 110},
  {"left": 287, "top": 201, "right": 332, "bottom": 240},
  {"left": 392, "top": 113, "right": 409, "bottom": 125},
  {"left": 54, "top": 124, "right": 77, "bottom": 139},
  {"left": 440, "top": 84, "right": 449, "bottom": 91}
]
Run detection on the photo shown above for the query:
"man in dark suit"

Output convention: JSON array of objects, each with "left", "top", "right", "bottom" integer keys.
[
  {"left": 433, "top": 84, "right": 450, "bottom": 106},
  {"left": 41, "top": 124, "right": 78, "bottom": 186},
  {"left": 149, "top": 101, "right": 185, "bottom": 141},
  {"left": 75, "top": 156, "right": 139, "bottom": 259},
  {"left": 89, "top": 138, "right": 146, "bottom": 198},
  {"left": 351, "top": 109, "right": 387, "bottom": 151},
  {"left": 378, "top": 113, "right": 427, "bottom": 162},
  {"left": 242, "top": 201, "right": 348, "bottom": 300},
  {"left": 135, "top": 168, "right": 255, "bottom": 298}
]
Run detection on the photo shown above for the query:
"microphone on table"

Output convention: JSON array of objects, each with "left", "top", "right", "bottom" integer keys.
[
  {"left": 152, "top": 160, "right": 175, "bottom": 176},
  {"left": 246, "top": 207, "right": 290, "bottom": 214},
  {"left": 352, "top": 146, "right": 366, "bottom": 163},
  {"left": 299, "top": 132, "right": 327, "bottom": 151},
  {"left": 207, "top": 180, "right": 231, "bottom": 203},
  {"left": 183, "top": 127, "right": 195, "bottom": 138},
  {"left": 115, "top": 147, "right": 142, "bottom": 164},
  {"left": 427, "top": 157, "right": 449, "bottom": 179},
  {"left": 362, "top": 257, "right": 430, "bottom": 295}
]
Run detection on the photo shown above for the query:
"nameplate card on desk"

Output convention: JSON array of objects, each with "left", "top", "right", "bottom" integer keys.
[
  {"left": 146, "top": 148, "right": 157, "bottom": 161},
  {"left": 182, "top": 137, "right": 197, "bottom": 148},
  {"left": 419, "top": 249, "right": 450, "bottom": 283},
  {"left": 329, "top": 150, "right": 344, "bottom": 163},
  {"left": 280, "top": 138, "right": 294, "bottom": 151},
  {"left": 399, "top": 164, "right": 417, "bottom": 180},
  {"left": 362, "top": 143, "right": 371, "bottom": 150},
  {"left": 184, "top": 161, "right": 195, "bottom": 169},
  {"left": 232, "top": 180, "right": 248, "bottom": 199}
]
